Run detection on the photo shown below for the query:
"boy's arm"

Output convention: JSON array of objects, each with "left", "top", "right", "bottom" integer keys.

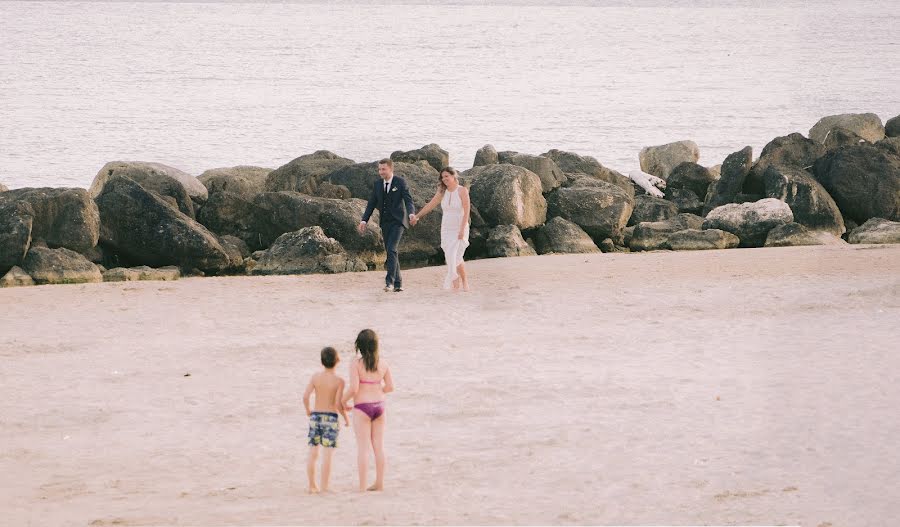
[
  {"left": 302, "top": 377, "right": 314, "bottom": 416},
  {"left": 335, "top": 379, "right": 350, "bottom": 426}
]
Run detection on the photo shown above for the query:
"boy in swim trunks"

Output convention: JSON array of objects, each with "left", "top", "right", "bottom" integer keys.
[{"left": 302, "top": 346, "right": 350, "bottom": 494}]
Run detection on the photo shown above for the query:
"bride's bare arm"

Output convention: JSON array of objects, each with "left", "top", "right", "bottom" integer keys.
[{"left": 415, "top": 190, "right": 443, "bottom": 220}]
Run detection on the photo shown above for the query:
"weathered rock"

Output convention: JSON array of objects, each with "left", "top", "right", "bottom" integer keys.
[
  {"left": 467, "top": 164, "right": 547, "bottom": 229},
  {"left": 824, "top": 127, "right": 868, "bottom": 152},
  {"left": 0, "top": 183, "right": 7, "bottom": 192},
  {"left": 562, "top": 173, "right": 635, "bottom": 200},
  {"left": 264, "top": 150, "right": 355, "bottom": 196},
  {"left": 541, "top": 149, "right": 633, "bottom": 193},
  {"left": 704, "top": 146, "right": 753, "bottom": 215},
  {"left": 497, "top": 152, "right": 566, "bottom": 193},
  {"left": 219, "top": 235, "right": 249, "bottom": 260},
  {"left": 252, "top": 226, "right": 367, "bottom": 275},
  {"left": 103, "top": 265, "right": 181, "bottom": 282},
  {"left": 847, "top": 218, "right": 900, "bottom": 244},
  {"left": 0, "top": 200, "right": 34, "bottom": 274},
  {"left": 325, "top": 161, "right": 439, "bottom": 205},
  {"left": 196, "top": 191, "right": 277, "bottom": 251},
  {"left": 485, "top": 225, "right": 536, "bottom": 257},
  {"left": 94, "top": 177, "right": 232, "bottom": 272},
  {"left": 876, "top": 137, "right": 900, "bottom": 157},
  {"left": 639, "top": 140, "right": 700, "bottom": 180},
  {"left": 216, "top": 235, "right": 248, "bottom": 271},
  {"left": 763, "top": 165, "right": 845, "bottom": 236},
  {"left": 1, "top": 187, "right": 100, "bottom": 254},
  {"left": 764, "top": 222, "right": 846, "bottom": 247},
  {"left": 473, "top": 144, "right": 499, "bottom": 167},
  {"left": 667, "top": 229, "right": 740, "bottom": 251},
  {"left": 0, "top": 266, "right": 35, "bottom": 287},
  {"left": 886, "top": 115, "right": 900, "bottom": 138},
  {"left": 89, "top": 161, "right": 200, "bottom": 218},
  {"left": 809, "top": 113, "right": 885, "bottom": 144},
  {"left": 532, "top": 217, "right": 599, "bottom": 254},
  {"left": 666, "top": 162, "right": 717, "bottom": 201},
  {"left": 391, "top": 144, "right": 449, "bottom": 172},
  {"left": 702, "top": 198, "right": 794, "bottom": 248},
  {"left": 253, "top": 192, "right": 386, "bottom": 267},
  {"left": 744, "top": 133, "right": 826, "bottom": 194},
  {"left": 665, "top": 188, "right": 703, "bottom": 215},
  {"left": 546, "top": 181, "right": 634, "bottom": 243},
  {"left": 628, "top": 194, "right": 678, "bottom": 226},
  {"left": 813, "top": 143, "right": 900, "bottom": 223},
  {"left": 629, "top": 214, "right": 704, "bottom": 251},
  {"left": 198, "top": 166, "right": 271, "bottom": 201},
  {"left": 21, "top": 246, "right": 102, "bottom": 285}
]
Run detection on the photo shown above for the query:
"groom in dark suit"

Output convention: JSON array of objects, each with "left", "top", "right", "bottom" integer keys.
[{"left": 358, "top": 158, "right": 416, "bottom": 292}]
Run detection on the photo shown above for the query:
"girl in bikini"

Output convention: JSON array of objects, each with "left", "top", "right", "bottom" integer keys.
[{"left": 342, "top": 328, "right": 394, "bottom": 491}]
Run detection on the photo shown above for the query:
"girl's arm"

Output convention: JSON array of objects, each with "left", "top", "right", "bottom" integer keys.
[
  {"left": 335, "top": 378, "right": 350, "bottom": 426},
  {"left": 341, "top": 361, "right": 360, "bottom": 409},
  {"left": 415, "top": 190, "right": 443, "bottom": 220},
  {"left": 458, "top": 187, "right": 471, "bottom": 239},
  {"left": 382, "top": 365, "right": 394, "bottom": 394},
  {"left": 302, "top": 377, "right": 314, "bottom": 416}
]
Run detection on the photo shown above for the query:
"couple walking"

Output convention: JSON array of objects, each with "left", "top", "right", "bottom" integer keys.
[{"left": 356, "top": 158, "right": 471, "bottom": 292}]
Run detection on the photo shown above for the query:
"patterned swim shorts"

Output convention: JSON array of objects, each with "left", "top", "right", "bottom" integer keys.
[{"left": 308, "top": 412, "right": 339, "bottom": 448}]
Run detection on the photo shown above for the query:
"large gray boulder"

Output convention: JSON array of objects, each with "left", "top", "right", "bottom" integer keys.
[
  {"left": 744, "top": 133, "right": 826, "bottom": 194},
  {"left": 198, "top": 166, "right": 271, "bottom": 201},
  {"left": 546, "top": 181, "right": 633, "bottom": 243},
  {"left": 628, "top": 194, "right": 678, "bottom": 226},
  {"left": 542, "top": 149, "right": 634, "bottom": 194},
  {"left": 666, "top": 162, "right": 717, "bottom": 201},
  {"left": 532, "top": 217, "right": 599, "bottom": 254},
  {"left": 809, "top": 113, "right": 885, "bottom": 144},
  {"left": 562, "top": 173, "right": 635, "bottom": 200},
  {"left": 629, "top": 214, "right": 704, "bottom": 251},
  {"left": 21, "top": 246, "right": 102, "bottom": 285},
  {"left": 391, "top": 144, "right": 449, "bottom": 172},
  {"left": 103, "top": 265, "right": 180, "bottom": 282},
  {"left": 252, "top": 226, "right": 367, "bottom": 275},
  {"left": 264, "top": 151, "right": 355, "bottom": 195},
  {"left": 847, "top": 218, "right": 900, "bottom": 244},
  {"left": 485, "top": 225, "right": 536, "bottom": 258},
  {"left": 763, "top": 165, "right": 845, "bottom": 236},
  {"left": 0, "top": 266, "right": 35, "bottom": 287},
  {"left": 473, "top": 144, "right": 499, "bottom": 167},
  {"left": 88, "top": 161, "right": 209, "bottom": 208},
  {"left": 0, "top": 187, "right": 100, "bottom": 254},
  {"left": 325, "top": 161, "right": 439, "bottom": 205},
  {"left": 812, "top": 143, "right": 900, "bottom": 223},
  {"left": 196, "top": 191, "right": 278, "bottom": 251},
  {"left": 886, "top": 115, "right": 900, "bottom": 138},
  {"left": 667, "top": 229, "right": 740, "bottom": 251},
  {"left": 468, "top": 164, "right": 547, "bottom": 229},
  {"left": 764, "top": 222, "right": 846, "bottom": 247},
  {"left": 0, "top": 200, "right": 34, "bottom": 274},
  {"left": 94, "top": 177, "right": 232, "bottom": 272},
  {"left": 876, "top": 137, "right": 900, "bottom": 157},
  {"left": 639, "top": 140, "right": 700, "bottom": 180},
  {"left": 702, "top": 198, "right": 794, "bottom": 248},
  {"left": 253, "top": 192, "right": 386, "bottom": 267},
  {"left": 497, "top": 151, "right": 566, "bottom": 193},
  {"left": 823, "top": 127, "right": 868, "bottom": 152},
  {"left": 704, "top": 146, "right": 753, "bottom": 215},
  {"left": 89, "top": 161, "right": 200, "bottom": 218}
]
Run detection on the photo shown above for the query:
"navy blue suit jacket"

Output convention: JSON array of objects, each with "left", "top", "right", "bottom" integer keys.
[{"left": 362, "top": 176, "right": 415, "bottom": 229}]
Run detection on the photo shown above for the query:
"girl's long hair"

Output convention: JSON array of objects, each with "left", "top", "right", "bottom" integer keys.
[{"left": 355, "top": 328, "right": 379, "bottom": 372}]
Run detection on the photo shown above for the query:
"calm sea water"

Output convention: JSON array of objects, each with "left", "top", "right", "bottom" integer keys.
[{"left": 1, "top": 1, "right": 898, "bottom": 189}]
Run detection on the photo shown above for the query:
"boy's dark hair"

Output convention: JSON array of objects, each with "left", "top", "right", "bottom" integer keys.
[{"left": 320, "top": 346, "right": 338, "bottom": 368}]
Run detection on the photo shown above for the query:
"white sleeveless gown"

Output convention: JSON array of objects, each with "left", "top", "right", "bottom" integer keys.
[{"left": 440, "top": 187, "right": 470, "bottom": 289}]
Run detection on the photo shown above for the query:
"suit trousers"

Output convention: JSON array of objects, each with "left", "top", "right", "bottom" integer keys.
[{"left": 382, "top": 221, "right": 405, "bottom": 287}]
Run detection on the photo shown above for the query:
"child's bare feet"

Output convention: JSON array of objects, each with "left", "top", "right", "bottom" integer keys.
[{"left": 367, "top": 484, "right": 383, "bottom": 491}]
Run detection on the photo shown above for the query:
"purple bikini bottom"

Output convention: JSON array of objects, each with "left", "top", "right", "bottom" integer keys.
[{"left": 353, "top": 401, "right": 385, "bottom": 421}]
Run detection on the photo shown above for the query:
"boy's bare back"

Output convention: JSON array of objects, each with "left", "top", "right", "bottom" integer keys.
[{"left": 310, "top": 371, "right": 345, "bottom": 413}]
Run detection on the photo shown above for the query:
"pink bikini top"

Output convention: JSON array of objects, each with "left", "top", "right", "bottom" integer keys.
[{"left": 358, "top": 363, "right": 381, "bottom": 385}]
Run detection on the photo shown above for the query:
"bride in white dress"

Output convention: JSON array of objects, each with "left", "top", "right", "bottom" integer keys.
[{"left": 411, "top": 167, "right": 471, "bottom": 291}]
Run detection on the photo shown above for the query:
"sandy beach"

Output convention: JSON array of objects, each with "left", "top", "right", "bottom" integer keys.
[{"left": 1, "top": 245, "right": 898, "bottom": 526}]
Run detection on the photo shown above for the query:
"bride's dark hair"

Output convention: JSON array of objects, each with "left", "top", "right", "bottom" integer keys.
[
  {"left": 355, "top": 328, "right": 379, "bottom": 372},
  {"left": 438, "top": 166, "right": 459, "bottom": 192}
]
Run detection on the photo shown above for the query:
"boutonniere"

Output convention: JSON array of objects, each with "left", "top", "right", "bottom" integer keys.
[{"left": 391, "top": 187, "right": 397, "bottom": 192}]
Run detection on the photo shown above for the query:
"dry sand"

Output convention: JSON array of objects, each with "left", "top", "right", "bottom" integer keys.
[{"left": 1, "top": 245, "right": 899, "bottom": 526}]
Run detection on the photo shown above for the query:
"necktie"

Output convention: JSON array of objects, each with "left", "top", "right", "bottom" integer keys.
[{"left": 384, "top": 182, "right": 389, "bottom": 195}]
